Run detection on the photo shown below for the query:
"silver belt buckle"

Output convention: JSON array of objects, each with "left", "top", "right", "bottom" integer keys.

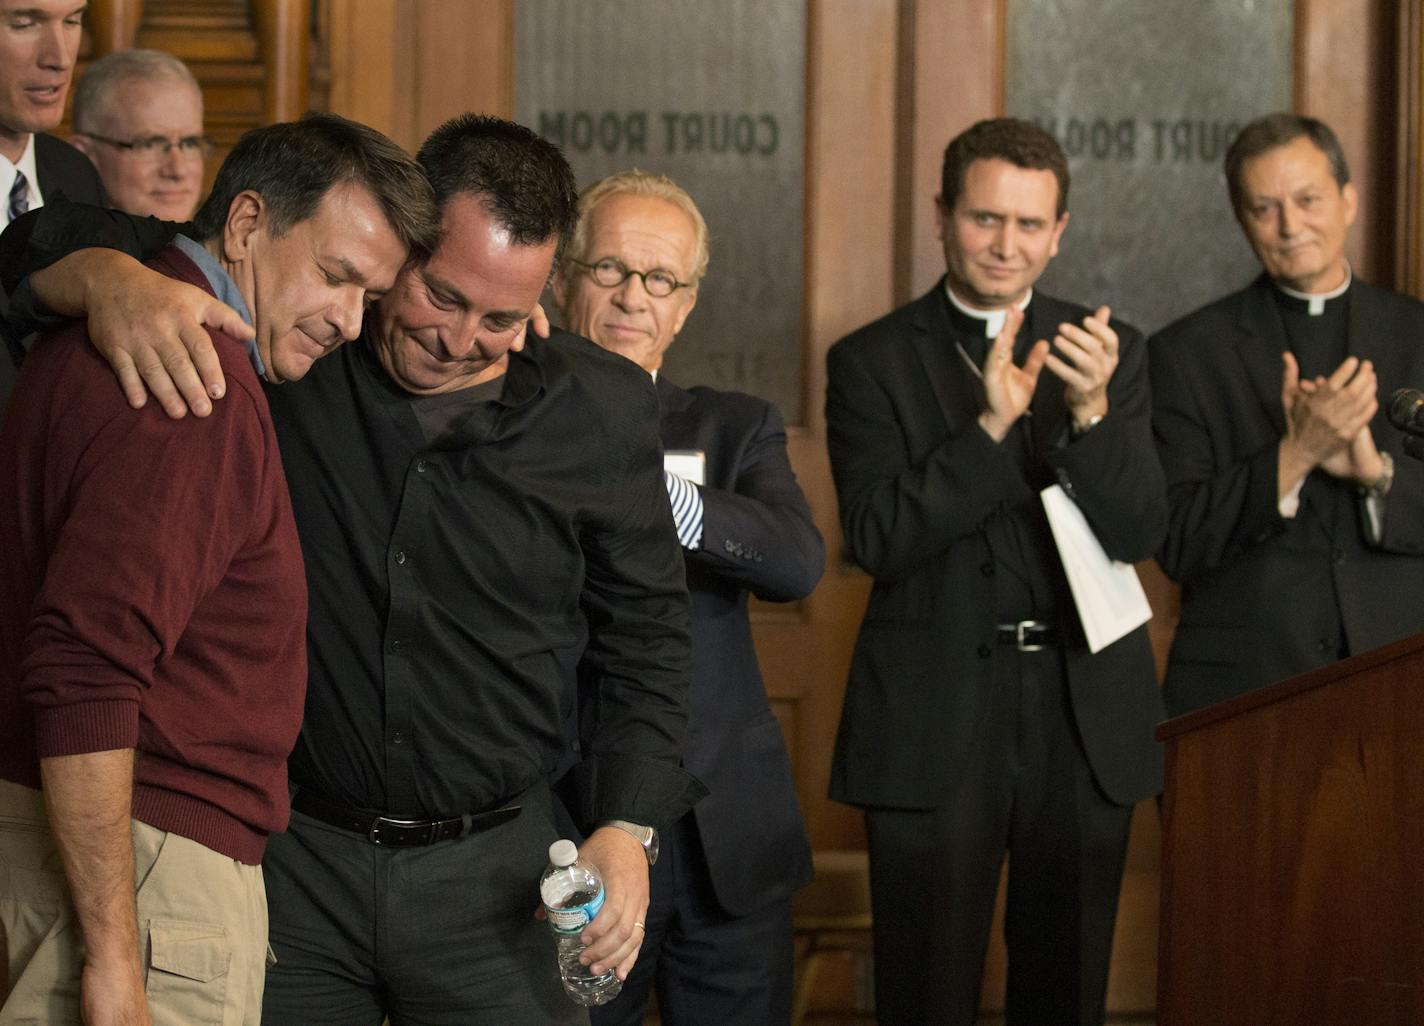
[
  {"left": 369, "top": 815, "right": 437, "bottom": 846},
  {"left": 1015, "top": 619, "right": 1045, "bottom": 653}
]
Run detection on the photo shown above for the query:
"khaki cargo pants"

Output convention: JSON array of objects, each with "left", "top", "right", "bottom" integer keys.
[{"left": 0, "top": 780, "right": 270, "bottom": 1026}]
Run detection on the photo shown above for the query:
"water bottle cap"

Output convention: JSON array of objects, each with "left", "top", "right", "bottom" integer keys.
[{"left": 549, "top": 839, "right": 579, "bottom": 867}]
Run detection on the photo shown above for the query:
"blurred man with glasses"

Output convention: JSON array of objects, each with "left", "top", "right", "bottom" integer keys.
[{"left": 71, "top": 49, "right": 208, "bottom": 222}]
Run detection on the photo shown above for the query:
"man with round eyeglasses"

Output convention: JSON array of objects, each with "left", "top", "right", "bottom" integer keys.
[
  {"left": 553, "top": 170, "right": 823, "bottom": 1026},
  {"left": 71, "top": 49, "right": 208, "bottom": 222},
  {"left": 566, "top": 255, "right": 690, "bottom": 299}
]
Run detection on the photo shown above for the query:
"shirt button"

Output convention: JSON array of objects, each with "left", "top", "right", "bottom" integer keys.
[
  {"left": 980, "top": 562, "right": 995, "bottom": 577},
  {"left": 394, "top": 550, "right": 407, "bottom": 565},
  {"left": 416, "top": 459, "right": 429, "bottom": 474},
  {"left": 1332, "top": 548, "right": 1345, "bottom": 565},
  {"left": 1318, "top": 637, "right": 1332, "bottom": 653},
  {"left": 391, "top": 731, "right": 406, "bottom": 745},
  {"left": 390, "top": 640, "right": 402, "bottom": 652},
  {"left": 977, "top": 643, "right": 992, "bottom": 659}
]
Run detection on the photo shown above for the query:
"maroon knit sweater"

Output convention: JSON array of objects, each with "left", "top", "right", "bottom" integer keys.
[{"left": 0, "top": 246, "right": 307, "bottom": 864}]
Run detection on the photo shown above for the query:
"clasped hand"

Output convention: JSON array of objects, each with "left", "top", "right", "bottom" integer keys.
[
  {"left": 1280, "top": 352, "right": 1382, "bottom": 485},
  {"left": 978, "top": 305, "right": 1118, "bottom": 442}
]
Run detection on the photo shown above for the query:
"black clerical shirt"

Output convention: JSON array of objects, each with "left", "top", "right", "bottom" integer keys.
[
  {"left": 1275, "top": 284, "right": 1349, "bottom": 381},
  {"left": 1274, "top": 284, "right": 1358, "bottom": 553},
  {"left": 942, "top": 292, "right": 1071, "bottom": 622}
]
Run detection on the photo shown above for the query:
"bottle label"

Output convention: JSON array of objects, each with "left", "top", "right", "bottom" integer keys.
[{"left": 545, "top": 887, "right": 604, "bottom": 934}]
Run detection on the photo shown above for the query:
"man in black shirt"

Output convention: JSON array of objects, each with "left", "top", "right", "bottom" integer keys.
[{"left": 0, "top": 115, "right": 703, "bottom": 1025}]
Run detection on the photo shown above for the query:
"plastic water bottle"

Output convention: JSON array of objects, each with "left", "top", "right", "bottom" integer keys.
[{"left": 540, "top": 839, "right": 623, "bottom": 1006}]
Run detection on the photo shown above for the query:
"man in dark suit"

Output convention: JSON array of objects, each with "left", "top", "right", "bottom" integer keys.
[
  {"left": 1151, "top": 112, "right": 1424, "bottom": 717},
  {"left": 0, "top": 0, "right": 106, "bottom": 405},
  {"left": 553, "top": 169, "right": 824, "bottom": 1026},
  {"left": 825, "top": 118, "right": 1165, "bottom": 1026}
]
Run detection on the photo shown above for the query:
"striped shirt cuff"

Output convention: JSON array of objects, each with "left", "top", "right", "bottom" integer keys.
[{"left": 663, "top": 470, "right": 704, "bottom": 550}]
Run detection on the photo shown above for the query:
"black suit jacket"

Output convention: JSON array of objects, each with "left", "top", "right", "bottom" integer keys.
[
  {"left": 1150, "top": 275, "right": 1424, "bottom": 716},
  {"left": 825, "top": 283, "right": 1166, "bottom": 810},
  {"left": 658, "top": 374, "right": 822, "bottom": 916},
  {"left": 33, "top": 133, "right": 106, "bottom": 208},
  {"left": 1, "top": 134, "right": 105, "bottom": 406}
]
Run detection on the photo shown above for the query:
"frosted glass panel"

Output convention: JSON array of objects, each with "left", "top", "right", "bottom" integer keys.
[
  {"left": 1005, "top": 0, "right": 1294, "bottom": 332},
  {"left": 516, "top": 1, "right": 807, "bottom": 420}
]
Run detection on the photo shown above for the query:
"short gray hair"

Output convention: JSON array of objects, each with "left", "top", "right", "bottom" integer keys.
[
  {"left": 73, "top": 49, "right": 203, "bottom": 135},
  {"left": 565, "top": 169, "right": 710, "bottom": 284}
]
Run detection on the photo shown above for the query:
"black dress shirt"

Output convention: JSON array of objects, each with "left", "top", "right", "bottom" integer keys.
[{"left": 0, "top": 200, "right": 706, "bottom": 829}]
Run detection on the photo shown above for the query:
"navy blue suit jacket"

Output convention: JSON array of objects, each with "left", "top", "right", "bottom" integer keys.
[{"left": 658, "top": 374, "right": 822, "bottom": 916}]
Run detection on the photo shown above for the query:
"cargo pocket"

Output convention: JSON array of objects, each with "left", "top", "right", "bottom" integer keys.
[{"left": 145, "top": 918, "right": 231, "bottom": 1026}]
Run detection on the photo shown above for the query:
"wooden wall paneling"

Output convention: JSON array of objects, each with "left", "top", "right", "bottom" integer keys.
[
  {"left": 1296, "top": 0, "right": 1397, "bottom": 285},
  {"left": 899, "top": 0, "right": 1003, "bottom": 304},
  {"left": 307, "top": 0, "right": 329, "bottom": 113},
  {"left": 252, "top": 0, "right": 310, "bottom": 121},
  {"left": 795, "top": 0, "right": 899, "bottom": 858},
  {"left": 321, "top": 0, "right": 406, "bottom": 146},
  {"left": 1397, "top": 0, "right": 1424, "bottom": 298},
  {"left": 135, "top": 0, "right": 257, "bottom": 60},
  {"left": 87, "top": 0, "right": 143, "bottom": 56},
  {"left": 409, "top": 0, "right": 514, "bottom": 136}
]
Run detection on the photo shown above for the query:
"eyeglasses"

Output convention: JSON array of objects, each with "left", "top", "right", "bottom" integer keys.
[
  {"left": 569, "top": 257, "right": 691, "bottom": 298},
  {"left": 82, "top": 133, "right": 214, "bottom": 161}
]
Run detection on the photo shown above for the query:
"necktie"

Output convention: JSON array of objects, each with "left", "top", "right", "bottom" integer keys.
[
  {"left": 664, "top": 470, "right": 705, "bottom": 550},
  {"left": 8, "top": 169, "right": 30, "bottom": 223}
]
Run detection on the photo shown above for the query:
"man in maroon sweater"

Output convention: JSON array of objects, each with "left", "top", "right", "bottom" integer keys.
[{"left": 0, "top": 114, "right": 432, "bottom": 1026}]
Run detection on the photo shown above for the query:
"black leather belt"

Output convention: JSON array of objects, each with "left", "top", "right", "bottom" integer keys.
[
  {"left": 996, "top": 620, "right": 1061, "bottom": 652},
  {"left": 291, "top": 788, "right": 522, "bottom": 847}
]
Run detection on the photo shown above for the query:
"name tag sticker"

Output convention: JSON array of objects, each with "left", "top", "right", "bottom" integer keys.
[{"left": 664, "top": 450, "right": 706, "bottom": 485}]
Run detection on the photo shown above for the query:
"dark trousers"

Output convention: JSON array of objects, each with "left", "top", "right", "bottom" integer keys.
[
  {"left": 590, "top": 814, "right": 794, "bottom": 1026},
  {"left": 260, "top": 783, "right": 587, "bottom": 1026},
  {"left": 865, "top": 645, "right": 1133, "bottom": 1026}
]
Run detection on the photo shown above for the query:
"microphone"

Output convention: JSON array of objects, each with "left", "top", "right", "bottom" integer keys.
[{"left": 1387, "top": 388, "right": 1424, "bottom": 437}]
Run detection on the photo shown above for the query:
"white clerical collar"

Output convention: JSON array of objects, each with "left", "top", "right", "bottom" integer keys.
[
  {"left": 1275, "top": 265, "right": 1352, "bottom": 316},
  {"left": 944, "top": 282, "right": 1032, "bottom": 338}
]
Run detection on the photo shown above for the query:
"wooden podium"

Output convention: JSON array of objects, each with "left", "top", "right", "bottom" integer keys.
[{"left": 1157, "top": 633, "right": 1424, "bottom": 1026}]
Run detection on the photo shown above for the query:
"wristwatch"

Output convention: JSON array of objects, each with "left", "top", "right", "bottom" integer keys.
[
  {"left": 1361, "top": 451, "right": 1395, "bottom": 500},
  {"left": 602, "top": 819, "right": 660, "bottom": 865},
  {"left": 1070, "top": 412, "right": 1104, "bottom": 439}
]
